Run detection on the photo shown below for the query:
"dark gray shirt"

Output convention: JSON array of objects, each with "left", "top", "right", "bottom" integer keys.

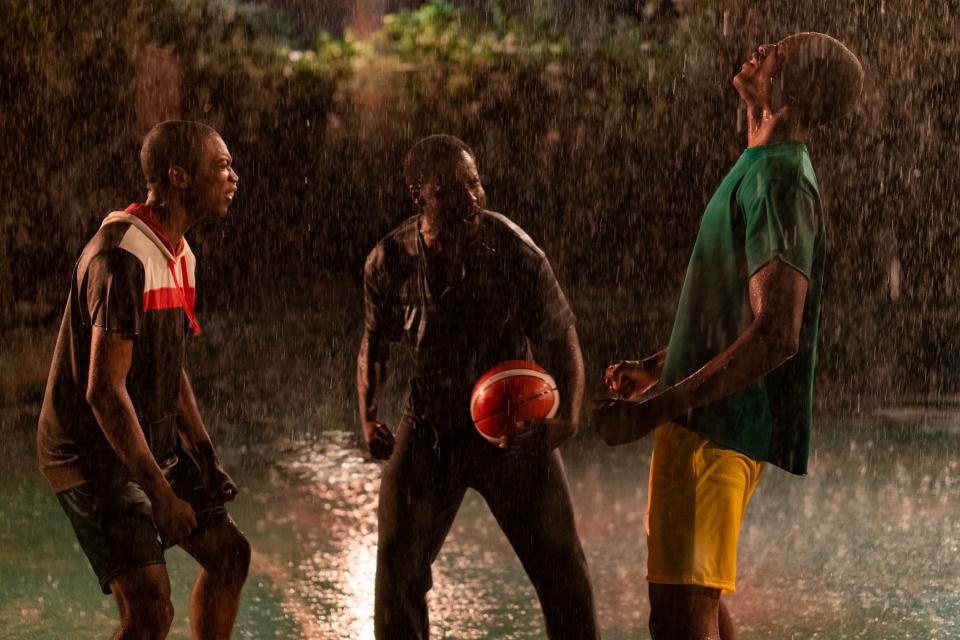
[{"left": 363, "top": 210, "right": 575, "bottom": 428}]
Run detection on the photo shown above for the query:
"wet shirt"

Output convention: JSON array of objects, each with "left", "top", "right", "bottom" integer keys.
[
  {"left": 363, "top": 211, "right": 575, "bottom": 428},
  {"left": 38, "top": 204, "right": 200, "bottom": 492},
  {"left": 658, "top": 143, "right": 825, "bottom": 475}
]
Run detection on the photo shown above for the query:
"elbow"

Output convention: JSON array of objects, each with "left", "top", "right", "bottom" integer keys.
[
  {"left": 753, "top": 321, "right": 800, "bottom": 366},
  {"left": 772, "top": 333, "right": 800, "bottom": 363},
  {"left": 85, "top": 386, "right": 104, "bottom": 413},
  {"left": 85, "top": 379, "right": 115, "bottom": 413},
  {"left": 597, "top": 423, "right": 624, "bottom": 447}
]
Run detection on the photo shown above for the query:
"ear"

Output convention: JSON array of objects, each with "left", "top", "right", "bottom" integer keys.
[
  {"left": 408, "top": 184, "right": 426, "bottom": 208},
  {"left": 167, "top": 165, "right": 192, "bottom": 189}
]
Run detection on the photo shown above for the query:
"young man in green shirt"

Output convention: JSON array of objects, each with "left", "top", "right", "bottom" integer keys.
[{"left": 594, "top": 33, "right": 864, "bottom": 639}]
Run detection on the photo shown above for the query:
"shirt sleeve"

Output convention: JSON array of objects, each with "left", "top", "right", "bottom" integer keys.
[
  {"left": 520, "top": 252, "right": 576, "bottom": 345},
  {"left": 363, "top": 245, "right": 401, "bottom": 342},
  {"left": 741, "top": 177, "right": 820, "bottom": 279},
  {"left": 84, "top": 249, "right": 145, "bottom": 335}
]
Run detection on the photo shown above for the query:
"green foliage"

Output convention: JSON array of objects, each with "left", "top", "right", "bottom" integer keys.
[
  {"left": 0, "top": 0, "right": 955, "bottom": 395},
  {"left": 370, "top": 0, "right": 568, "bottom": 63}
]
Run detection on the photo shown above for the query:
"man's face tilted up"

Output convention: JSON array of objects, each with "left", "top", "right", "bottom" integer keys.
[{"left": 732, "top": 42, "right": 786, "bottom": 110}]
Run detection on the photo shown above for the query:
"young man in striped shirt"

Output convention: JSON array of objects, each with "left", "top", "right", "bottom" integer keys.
[{"left": 38, "top": 120, "right": 248, "bottom": 639}]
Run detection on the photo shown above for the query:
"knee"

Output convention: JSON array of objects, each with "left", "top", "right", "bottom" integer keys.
[
  {"left": 376, "top": 536, "right": 431, "bottom": 593},
  {"left": 122, "top": 596, "right": 174, "bottom": 636},
  {"left": 203, "top": 533, "right": 252, "bottom": 590},
  {"left": 648, "top": 583, "right": 720, "bottom": 640},
  {"left": 219, "top": 534, "right": 251, "bottom": 587}
]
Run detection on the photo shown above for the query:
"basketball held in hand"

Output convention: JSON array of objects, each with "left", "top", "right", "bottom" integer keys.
[{"left": 470, "top": 360, "right": 560, "bottom": 445}]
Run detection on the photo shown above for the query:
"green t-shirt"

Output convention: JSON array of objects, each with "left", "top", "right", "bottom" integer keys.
[{"left": 659, "top": 142, "right": 824, "bottom": 475}]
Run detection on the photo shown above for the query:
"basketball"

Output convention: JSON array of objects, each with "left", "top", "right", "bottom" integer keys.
[{"left": 470, "top": 360, "right": 560, "bottom": 444}]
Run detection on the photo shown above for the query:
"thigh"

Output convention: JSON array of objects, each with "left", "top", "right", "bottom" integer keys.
[
  {"left": 473, "top": 449, "right": 600, "bottom": 639},
  {"left": 57, "top": 480, "right": 166, "bottom": 595},
  {"left": 474, "top": 450, "right": 584, "bottom": 569},
  {"left": 377, "top": 417, "right": 466, "bottom": 564},
  {"left": 646, "top": 423, "right": 763, "bottom": 594}
]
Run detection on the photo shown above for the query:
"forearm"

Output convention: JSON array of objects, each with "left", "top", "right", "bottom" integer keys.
[
  {"left": 176, "top": 369, "right": 218, "bottom": 464},
  {"left": 87, "top": 386, "right": 172, "bottom": 502},
  {"left": 554, "top": 326, "right": 584, "bottom": 424},
  {"left": 648, "top": 320, "right": 796, "bottom": 424},
  {"left": 357, "top": 331, "right": 389, "bottom": 424}
]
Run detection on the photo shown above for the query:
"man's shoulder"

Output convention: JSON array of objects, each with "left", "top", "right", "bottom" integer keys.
[
  {"left": 741, "top": 145, "right": 820, "bottom": 199},
  {"left": 483, "top": 210, "right": 547, "bottom": 261},
  {"left": 365, "top": 215, "right": 419, "bottom": 275},
  {"left": 77, "top": 221, "right": 146, "bottom": 277}
]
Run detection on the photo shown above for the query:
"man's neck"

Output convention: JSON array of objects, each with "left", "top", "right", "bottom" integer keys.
[
  {"left": 744, "top": 103, "right": 805, "bottom": 148},
  {"left": 145, "top": 192, "right": 191, "bottom": 250}
]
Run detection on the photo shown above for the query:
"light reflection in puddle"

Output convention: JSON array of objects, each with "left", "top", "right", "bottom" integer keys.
[
  {"left": 254, "top": 431, "right": 547, "bottom": 639},
  {"left": 4, "top": 419, "right": 960, "bottom": 638},
  {"left": 253, "top": 432, "right": 381, "bottom": 639},
  {"left": 237, "top": 420, "right": 960, "bottom": 639}
]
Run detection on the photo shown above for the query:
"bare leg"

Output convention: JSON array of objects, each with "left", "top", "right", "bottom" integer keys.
[
  {"left": 649, "top": 583, "right": 726, "bottom": 640},
  {"left": 110, "top": 564, "right": 175, "bottom": 640},
  {"left": 179, "top": 517, "right": 252, "bottom": 640},
  {"left": 719, "top": 599, "right": 736, "bottom": 640}
]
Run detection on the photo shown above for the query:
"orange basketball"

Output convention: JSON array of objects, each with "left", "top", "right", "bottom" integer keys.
[{"left": 470, "top": 360, "right": 560, "bottom": 444}]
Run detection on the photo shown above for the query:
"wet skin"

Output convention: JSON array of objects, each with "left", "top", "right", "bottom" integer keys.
[
  {"left": 87, "top": 131, "right": 248, "bottom": 639},
  {"left": 147, "top": 132, "right": 240, "bottom": 249}
]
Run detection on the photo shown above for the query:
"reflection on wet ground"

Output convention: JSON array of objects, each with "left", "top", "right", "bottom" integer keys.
[{"left": 4, "top": 417, "right": 960, "bottom": 639}]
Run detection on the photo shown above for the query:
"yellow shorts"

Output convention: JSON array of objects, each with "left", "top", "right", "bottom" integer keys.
[{"left": 646, "top": 422, "right": 764, "bottom": 593}]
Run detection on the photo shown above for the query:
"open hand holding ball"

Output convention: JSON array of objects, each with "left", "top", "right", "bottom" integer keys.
[{"left": 470, "top": 360, "right": 576, "bottom": 454}]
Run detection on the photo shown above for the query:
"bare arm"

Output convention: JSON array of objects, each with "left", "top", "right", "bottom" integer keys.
[
  {"left": 177, "top": 369, "right": 237, "bottom": 500},
  {"left": 86, "top": 327, "right": 196, "bottom": 540},
  {"left": 503, "top": 324, "right": 585, "bottom": 454},
  {"left": 596, "top": 259, "right": 808, "bottom": 445},
  {"left": 357, "top": 329, "right": 394, "bottom": 459},
  {"left": 604, "top": 347, "right": 668, "bottom": 400},
  {"left": 177, "top": 369, "right": 213, "bottom": 456},
  {"left": 545, "top": 324, "right": 585, "bottom": 427}
]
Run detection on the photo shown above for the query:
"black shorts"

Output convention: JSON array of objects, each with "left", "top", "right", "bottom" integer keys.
[{"left": 56, "top": 449, "right": 228, "bottom": 594}]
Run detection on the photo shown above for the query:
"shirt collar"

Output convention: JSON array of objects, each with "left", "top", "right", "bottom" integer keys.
[{"left": 124, "top": 203, "right": 183, "bottom": 256}]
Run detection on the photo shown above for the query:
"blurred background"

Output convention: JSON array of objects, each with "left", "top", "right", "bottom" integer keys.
[
  {"left": 1, "top": 1, "right": 958, "bottom": 638},
  {"left": 1, "top": 0, "right": 956, "bottom": 399}
]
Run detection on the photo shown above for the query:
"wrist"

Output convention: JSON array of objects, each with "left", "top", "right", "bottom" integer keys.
[
  {"left": 192, "top": 439, "right": 221, "bottom": 468},
  {"left": 651, "top": 388, "right": 684, "bottom": 425},
  {"left": 559, "top": 413, "right": 580, "bottom": 428},
  {"left": 144, "top": 476, "right": 178, "bottom": 506}
]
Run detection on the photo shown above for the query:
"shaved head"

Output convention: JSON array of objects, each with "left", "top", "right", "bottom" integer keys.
[
  {"left": 403, "top": 134, "right": 476, "bottom": 193},
  {"left": 140, "top": 120, "right": 219, "bottom": 189}
]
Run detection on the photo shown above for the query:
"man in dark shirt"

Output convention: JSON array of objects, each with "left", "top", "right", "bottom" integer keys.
[
  {"left": 358, "top": 135, "right": 599, "bottom": 639},
  {"left": 38, "top": 120, "right": 249, "bottom": 639}
]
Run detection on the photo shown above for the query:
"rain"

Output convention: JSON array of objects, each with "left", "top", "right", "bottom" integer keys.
[{"left": 1, "top": 0, "right": 958, "bottom": 638}]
